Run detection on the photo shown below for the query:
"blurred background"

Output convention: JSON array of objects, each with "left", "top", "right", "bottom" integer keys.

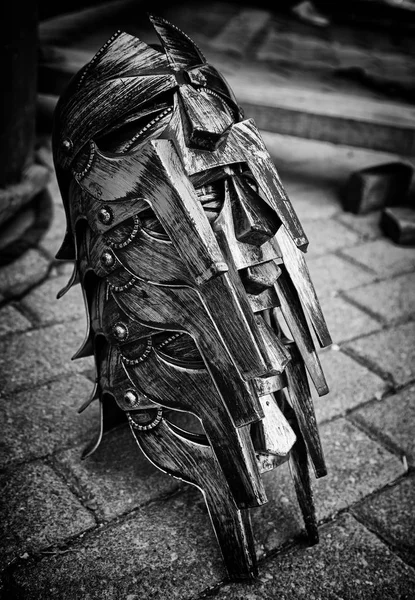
[{"left": 1, "top": 2, "right": 415, "bottom": 599}]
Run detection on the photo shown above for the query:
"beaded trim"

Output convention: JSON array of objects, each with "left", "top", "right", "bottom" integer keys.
[
  {"left": 127, "top": 407, "right": 163, "bottom": 431},
  {"left": 122, "top": 338, "right": 153, "bottom": 365},
  {"left": 73, "top": 141, "right": 95, "bottom": 181},
  {"left": 160, "top": 18, "right": 206, "bottom": 66},
  {"left": 108, "top": 216, "right": 141, "bottom": 249},
  {"left": 123, "top": 107, "right": 173, "bottom": 152},
  {"left": 77, "top": 30, "right": 122, "bottom": 89},
  {"left": 201, "top": 87, "right": 233, "bottom": 119},
  {"left": 108, "top": 276, "right": 137, "bottom": 293},
  {"left": 155, "top": 332, "right": 184, "bottom": 350}
]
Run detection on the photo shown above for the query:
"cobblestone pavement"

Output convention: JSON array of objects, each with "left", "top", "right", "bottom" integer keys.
[{"left": 2, "top": 2, "right": 415, "bottom": 598}]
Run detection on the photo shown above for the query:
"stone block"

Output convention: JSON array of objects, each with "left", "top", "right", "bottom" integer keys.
[
  {"left": 252, "top": 417, "right": 404, "bottom": 557},
  {"left": 342, "top": 162, "right": 413, "bottom": 215},
  {"left": 0, "top": 304, "right": 32, "bottom": 337},
  {"left": 0, "top": 461, "right": 95, "bottom": 568},
  {"left": 307, "top": 254, "right": 375, "bottom": 298},
  {"left": 0, "top": 321, "right": 94, "bottom": 395},
  {"left": 345, "top": 322, "right": 415, "bottom": 386},
  {"left": 381, "top": 206, "right": 415, "bottom": 246},
  {"left": 301, "top": 218, "right": 360, "bottom": 257},
  {"left": 344, "top": 272, "right": 415, "bottom": 325},
  {"left": 319, "top": 295, "right": 380, "bottom": 344},
  {"left": 337, "top": 210, "right": 382, "bottom": 241},
  {"left": 7, "top": 423, "right": 406, "bottom": 597},
  {"left": 351, "top": 384, "right": 415, "bottom": 466},
  {"left": 0, "top": 375, "right": 99, "bottom": 468},
  {"left": 21, "top": 274, "right": 85, "bottom": 325},
  {"left": 214, "top": 514, "right": 415, "bottom": 599},
  {"left": 0, "top": 249, "right": 50, "bottom": 299},
  {"left": 311, "top": 349, "right": 389, "bottom": 423},
  {"left": 353, "top": 476, "right": 415, "bottom": 568},
  {"left": 342, "top": 239, "right": 415, "bottom": 278},
  {"left": 54, "top": 424, "right": 182, "bottom": 520},
  {"left": 12, "top": 489, "right": 226, "bottom": 600}
]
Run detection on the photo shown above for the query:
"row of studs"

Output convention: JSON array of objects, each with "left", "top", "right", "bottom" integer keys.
[
  {"left": 73, "top": 141, "right": 96, "bottom": 181},
  {"left": 108, "top": 215, "right": 141, "bottom": 249},
  {"left": 123, "top": 107, "right": 173, "bottom": 152},
  {"left": 122, "top": 338, "right": 153, "bottom": 365},
  {"left": 77, "top": 30, "right": 122, "bottom": 90},
  {"left": 108, "top": 276, "right": 137, "bottom": 293},
  {"left": 127, "top": 408, "right": 163, "bottom": 431},
  {"left": 201, "top": 87, "right": 234, "bottom": 119},
  {"left": 155, "top": 332, "right": 184, "bottom": 350},
  {"left": 163, "top": 18, "right": 206, "bottom": 65}
]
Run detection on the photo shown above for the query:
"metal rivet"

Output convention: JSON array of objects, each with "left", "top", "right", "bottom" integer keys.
[
  {"left": 124, "top": 390, "right": 138, "bottom": 406},
  {"left": 101, "top": 250, "right": 115, "bottom": 268},
  {"left": 61, "top": 138, "right": 73, "bottom": 153},
  {"left": 113, "top": 322, "right": 129, "bottom": 341},
  {"left": 98, "top": 206, "right": 113, "bottom": 225}
]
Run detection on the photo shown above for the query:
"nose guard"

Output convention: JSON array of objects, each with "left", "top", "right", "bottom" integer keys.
[{"left": 53, "top": 15, "right": 331, "bottom": 581}]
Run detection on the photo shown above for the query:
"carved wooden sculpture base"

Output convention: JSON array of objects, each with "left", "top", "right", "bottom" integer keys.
[{"left": 53, "top": 16, "right": 331, "bottom": 580}]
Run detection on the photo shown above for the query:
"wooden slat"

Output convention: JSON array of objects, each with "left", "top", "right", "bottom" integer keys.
[{"left": 133, "top": 419, "right": 259, "bottom": 579}]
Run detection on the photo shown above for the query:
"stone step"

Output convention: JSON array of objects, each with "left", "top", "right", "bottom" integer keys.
[{"left": 226, "top": 66, "right": 415, "bottom": 156}]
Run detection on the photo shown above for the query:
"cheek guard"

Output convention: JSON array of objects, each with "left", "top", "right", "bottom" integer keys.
[{"left": 53, "top": 14, "right": 332, "bottom": 580}]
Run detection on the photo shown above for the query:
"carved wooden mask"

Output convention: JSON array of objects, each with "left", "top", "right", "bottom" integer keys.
[{"left": 53, "top": 15, "right": 332, "bottom": 580}]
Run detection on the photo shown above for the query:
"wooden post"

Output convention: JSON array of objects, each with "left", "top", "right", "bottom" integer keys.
[{"left": 0, "top": 1, "right": 49, "bottom": 227}]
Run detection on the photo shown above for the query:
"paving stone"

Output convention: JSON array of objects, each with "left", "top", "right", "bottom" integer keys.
[
  {"left": 301, "top": 218, "right": 361, "bottom": 257},
  {"left": 345, "top": 322, "right": 415, "bottom": 386},
  {"left": 0, "top": 321, "right": 94, "bottom": 395},
  {"left": 284, "top": 180, "right": 342, "bottom": 221},
  {"left": 21, "top": 274, "right": 85, "bottom": 325},
  {"left": 12, "top": 489, "right": 227, "bottom": 600},
  {"left": 0, "top": 304, "right": 32, "bottom": 337},
  {"left": 55, "top": 424, "right": 182, "bottom": 520},
  {"left": 307, "top": 254, "right": 376, "bottom": 298},
  {"left": 0, "top": 461, "right": 95, "bottom": 568},
  {"left": 252, "top": 418, "right": 404, "bottom": 556},
  {"left": 312, "top": 349, "right": 389, "bottom": 423},
  {"left": 353, "top": 476, "right": 415, "bottom": 568},
  {"left": 0, "top": 249, "right": 50, "bottom": 299},
  {"left": 337, "top": 210, "right": 383, "bottom": 241},
  {"left": 0, "top": 375, "right": 99, "bottom": 468},
  {"left": 214, "top": 514, "right": 415, "bottom": 600},
  {"left": 342, "top": 239, "right": 415, "bottom": 278},
  {"left": 344, "top": 272, "right": 415, "bottom": 325},
  {"left": 351, "top": 384, "right": 415, "bottom": 466},
  {"left": 319, "top": 295, "right": 381, "bottom": 344}
]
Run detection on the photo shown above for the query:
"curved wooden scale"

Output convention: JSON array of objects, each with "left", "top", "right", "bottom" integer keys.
[{"left": 131, "top": 418, "right": 258, "bottom": 580}]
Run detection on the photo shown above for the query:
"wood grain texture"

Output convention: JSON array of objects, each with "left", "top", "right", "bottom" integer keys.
[
  {"left": 133, "top": 419, "right": 258, "bottom": 579},
  {"left": 287, "top": 409, "right": 319, "bottom": 545},
  {"left": 125, "top": 347, "right": 266, "bottom": 508},
  {"left": 178, "top": 84, "right": 233, "bottom": 149},
  {"left": 149, "top": 14, "right": 206, "bottom": 70},
  {"left": 284, "top": 342, "right": 327, "bottom": 478},
  {"left": 276, "top": 225, "right": 332, "bottom": 348},
  {"left": 214, "top": 183, "right": 283, "bottom": 272},
  {"left": 52, "top": 16, "right": 333, "bottom": 580},
  {"left": 78, "top": 140, "right": 228, "bottom": 285},
  {"left": 232, "top": 119, "right": 308, "bottom": 250},
  {"left": 251, "top": 394, "right": 296, "bottom": 456},
  {"left": 110, "top": 279, "right": 263, "bottom": 427},
  {"left": 273, "top": 272, "right": 329, "bottom": 396}
]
